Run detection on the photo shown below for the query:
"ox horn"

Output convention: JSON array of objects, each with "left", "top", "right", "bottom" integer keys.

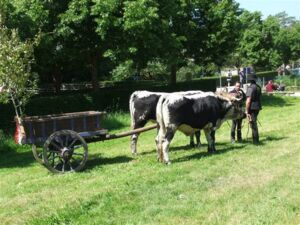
[{"left": 234, "top": 96, "right": 243, "bottom": 102}]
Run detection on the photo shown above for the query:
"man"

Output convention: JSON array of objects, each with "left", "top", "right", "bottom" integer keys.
[
  {"left": 239, "top": 70, "right": 245, "bottom": 85},
  {"left": 265, "top": 80, "right": 278, "bottom": 93},
  {"left": 227, "top": 70, "right": 232, "bottom": 87},
  {"left": 229, "top": 81, "right": 246, "bottom": 143},
  {"left": 245, "top": 73, "right": 262, "bottom": 144}
]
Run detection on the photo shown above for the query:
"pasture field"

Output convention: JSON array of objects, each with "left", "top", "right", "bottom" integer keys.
[{"left": 1, "top": 95, "right": 300, "bottom": 225}]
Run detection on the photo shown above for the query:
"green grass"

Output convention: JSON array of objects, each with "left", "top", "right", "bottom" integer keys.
[{"left": 1, "top": 95, "right": 300, "bottom": 225}]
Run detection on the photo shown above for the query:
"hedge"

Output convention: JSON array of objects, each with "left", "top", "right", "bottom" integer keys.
[{"left": 0, "top": 71, "right": 277, "bottom": 131}]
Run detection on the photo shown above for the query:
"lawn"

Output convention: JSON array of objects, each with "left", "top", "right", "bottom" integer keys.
[{"left": 1, "top": 95, "right": 300, "bottom": 225}]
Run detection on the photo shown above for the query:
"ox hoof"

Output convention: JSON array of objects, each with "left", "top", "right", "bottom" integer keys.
[
  {"left": 165, "top": 162, "right": 171, "bottom": 165},
  {"left": 190, "top": 143, "right": 195, "bottom": 148},
  {"left": 157, "top": 157, "right": 164, "bottom": 163},
  {"left": 208, "top": 148, "right": 216, "bottom": 154}
]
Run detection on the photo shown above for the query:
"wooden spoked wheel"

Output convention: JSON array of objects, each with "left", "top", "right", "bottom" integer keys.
[
  {"left": 32, "top": 144, "right": 44, "bottom": 165},
  {"left": 43, "top": 130, "right": 88, "bottom": 173}
]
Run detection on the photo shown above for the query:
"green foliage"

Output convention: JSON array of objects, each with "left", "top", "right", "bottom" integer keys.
[
  {"left": 274, "top": 75, "right": 300, "bottom": 87},
  {"left": 229, "top": 10, "right": 300, "bottom": 71},
  {"left": 177, "top": 61, "right": 201, "bottom": 81},
  {"left": 2, "top": 0, "right": 299, "bottom": 85},
  {"left": 140, "top": 60, "right": 168, "bottom": 81},
  {"left": 111, "top": 60, "right": 135, "bottom": 81},
  {"left": 275, "top": 21, "right": 300, "bottom": 64},
  {"left": 0, "top": 19, "right": 38, "bottom": 115}
]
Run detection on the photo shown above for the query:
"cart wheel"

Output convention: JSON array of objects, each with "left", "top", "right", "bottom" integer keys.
[
  {"left": 32, "top": 144, "right": 45, "bottom": 165},
  {"left": 43, "top": 130, "right": 88, "bottom": 173}
]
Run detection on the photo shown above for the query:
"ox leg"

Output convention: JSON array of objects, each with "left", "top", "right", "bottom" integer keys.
[
  {"left": 155, "top": 126, "right": 163, "bottom": 162},
  {"left": 190, "top": 135, "right": 195, "bottom": 148},
  {"left": 130, "top": 120, "right": 147, "bottom": 155},
  {"left": 204, "top": 129, "right": 216, "bottom": 153},
  {"left": 211, "top": 130, "right": 216, "bottom": 152},
  {"left": 131, "top": 133, "right": 139, "bottom": 155},
  {"left": 190, "top": 131, "right": 201, "bottom": 148},
  {"left": 195, "top": 130, "right": 201, "bottom": 147},
  {"left": 162, "top": 127, "right": 175, "bottom": 165}
]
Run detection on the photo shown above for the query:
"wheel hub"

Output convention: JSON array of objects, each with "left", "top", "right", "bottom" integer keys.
[{"left": 61, "top": 147, "right": 72, "bottom": 161}]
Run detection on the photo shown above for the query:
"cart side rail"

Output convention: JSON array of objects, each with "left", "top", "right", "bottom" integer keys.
[{"left": 15, "top": 111, "right": 106, "bottom": 145}]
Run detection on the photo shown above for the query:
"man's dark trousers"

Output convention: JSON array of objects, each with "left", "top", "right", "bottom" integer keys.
[
  {"left": 231, "top": 119, "right": 243, "bottom": 142},
  {"left": 249, "top": 110, "right": 260, "bottom": 144}
]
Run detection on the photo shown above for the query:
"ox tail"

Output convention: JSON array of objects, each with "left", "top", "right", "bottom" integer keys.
[
  {"left": 155, "top": 94, "right": 167, "bottom": 162},
  {"left": 129, "top": 91, "right": 137, "bottom": 129},
  {"left": 156, "top": 94, "right": 167, "bottom": 133}
]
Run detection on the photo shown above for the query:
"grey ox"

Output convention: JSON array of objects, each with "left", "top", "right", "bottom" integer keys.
[
  {"left": 129, "top": 91, "right": 202, "bottom": 155},
  {"left": 156, "top": 91, "right": 246, "bottom": 164}
]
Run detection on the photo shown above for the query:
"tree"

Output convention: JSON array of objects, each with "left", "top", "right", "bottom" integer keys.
[
  {"left": 93, "top": 0, "right": 241, "bottom": 83},
  {"left": 0, "top": 18, "right": 38, "bottom": 118},
  {"left": 275, "top": 20, "right": 300, "bottom": 69},
  {"left": 190, "top": 0, "right": 241, "bottom": 71},
  {"left": 58, "top": 0, "right": 108, "bottom": 90},
  {"left": 93, "top": 0, "right": 162, "bottom": 81}
]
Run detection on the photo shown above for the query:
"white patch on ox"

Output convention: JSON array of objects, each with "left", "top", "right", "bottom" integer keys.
[
  {"left": 166, "top": 94, "right": 185, "bottom": 106},
  {"left": 134, "top": 90, "right": 167, "bottom": 99},
  {"left": 138, "top": 110, "right": 147, "bottom": 120},
  {"left": 129, "top": 93, "right": 136, "bottom": 128},
  {"left": 164, "top": 91, "right": 206, "bottom": 106},
  {"left": 184, "top": 91, "right": 215, "bottom": 100}
]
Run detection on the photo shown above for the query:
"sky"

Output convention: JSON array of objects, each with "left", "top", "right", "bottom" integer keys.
[{"left": 236, "top": 0, "right": 300, "bottom": 19}]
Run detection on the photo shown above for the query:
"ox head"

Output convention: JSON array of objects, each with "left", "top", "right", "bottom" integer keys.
[{"left": 216, "top": 92, "right": 246, "bottom": 120}]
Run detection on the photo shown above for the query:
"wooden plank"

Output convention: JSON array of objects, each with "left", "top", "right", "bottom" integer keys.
[{"left": 22, "top": 111, "right": 106, "bottom": 122}]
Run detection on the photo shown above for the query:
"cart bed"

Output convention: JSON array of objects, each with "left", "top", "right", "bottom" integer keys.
[{"left": 15, "top": 111, "right": 107, "bottom": 145}]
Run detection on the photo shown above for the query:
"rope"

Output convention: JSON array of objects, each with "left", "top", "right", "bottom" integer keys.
[
  {"left": 257, "top": 119, "right": 262, "bottom": 127},
  {"left": 226, "top": 121, "right": 231, "bottom": 127},
  {"left": 246, "top": 121, "right": 250, "bottom": 140}
]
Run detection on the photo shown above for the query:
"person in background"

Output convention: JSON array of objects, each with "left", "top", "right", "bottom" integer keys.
[
  {"left": 265, "top": 80, "right": 278, "bottom": 93},
  {"left": 246, "top": 73, "right": 262, "bottom": 145},
  {"left": 227, "top": 70, "right": 232, "bottom": 87},
  {"left": 229, "top": 81, "right": 246, "bottom": 143},
  {"left": 239, "top": 70, "right": 245, "bottom": 85}
]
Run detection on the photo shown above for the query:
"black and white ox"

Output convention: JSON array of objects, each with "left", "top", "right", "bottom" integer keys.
[
  {"left": 129, "top": 91, "right": 202, "bottom": 155},
  {"left": 156, "top": 91, "right": 246, "bottom": 164}
]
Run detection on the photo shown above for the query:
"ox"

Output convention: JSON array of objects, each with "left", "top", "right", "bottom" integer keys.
[
  {"left": 129, "top": 91, "right": 201, "bottom": 154},
  {"left": 156, "top": 91, "right": 246, "bottom": 164}
]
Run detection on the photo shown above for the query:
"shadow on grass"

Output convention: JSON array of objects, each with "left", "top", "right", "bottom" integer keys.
[
  {"left": 0, "top": 142, "right": 35, "bottom": 169},
  {"left": 139, "top": 142, "right": 197, "bottom": 156},
  {"left": 171, "top": 135, "right": 287, "bottom": 163},
  {"left": 172, "top": 142, "right": 246, "bottom": 163},
  {"left": 262, "top": 95, "right": 295, "bottom": 107},
  {"left": 83, "top": 154, "right": 133, "bottom": 172}
]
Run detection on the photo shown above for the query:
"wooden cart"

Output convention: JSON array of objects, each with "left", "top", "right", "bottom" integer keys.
[{"left": 15, "top": 111, "right": 156, "bottom": 173}]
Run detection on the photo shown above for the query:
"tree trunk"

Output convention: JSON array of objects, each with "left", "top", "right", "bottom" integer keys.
[
  {"left": 170, "top": 64, "right": 177, "bottom": 85},
  {"left": 89, "top": 55, "right": 99, "bottom": 91},
  {"left": 52, "top": 67, "right": 62, "bottom": 94}
]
